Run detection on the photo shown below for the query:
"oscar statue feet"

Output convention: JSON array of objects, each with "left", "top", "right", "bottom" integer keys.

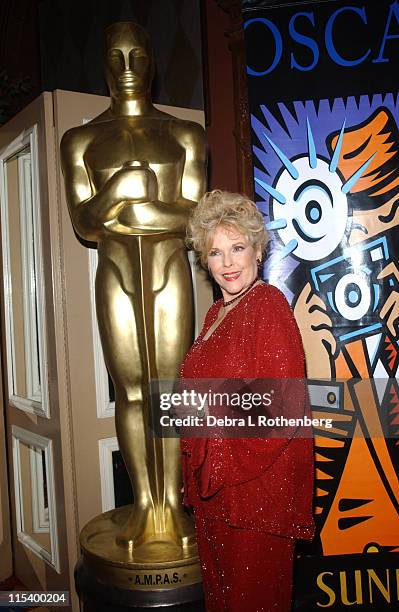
[{"left": 116, "top": 503, "right": 196, "bottom": 553}]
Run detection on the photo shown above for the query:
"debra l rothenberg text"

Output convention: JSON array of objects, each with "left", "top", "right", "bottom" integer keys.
[{"left": 159, "top": 414, "right": 333, "bottom": 429}]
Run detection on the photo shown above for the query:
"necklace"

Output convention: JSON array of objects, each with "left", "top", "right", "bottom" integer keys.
[{"left": 223, "top": 277, "right": 258, "bottom": 307}]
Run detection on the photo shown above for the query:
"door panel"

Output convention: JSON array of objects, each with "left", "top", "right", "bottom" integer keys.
[
  {"left": 0, "top": 93, "right": 73, "bottom": 601},
  {"left": 1, "top": 128, "right": 49, "bottom": 417},
  {"left": 0, "top": 347, "right": 12, "bottom": 581}
]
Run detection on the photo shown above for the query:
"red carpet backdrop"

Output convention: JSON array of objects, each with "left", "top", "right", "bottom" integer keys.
[{"left": 243, "top": 0, "right": 399, "bottom": 609}]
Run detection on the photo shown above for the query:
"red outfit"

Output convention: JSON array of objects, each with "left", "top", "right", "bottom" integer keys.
[{"left": 180, "top": 283, "right": 315, "bottom": 611}]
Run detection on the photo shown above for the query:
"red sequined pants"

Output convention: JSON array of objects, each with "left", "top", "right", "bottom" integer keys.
[{"left": 195, "top": 514, "right": 295, "bottom": 612}]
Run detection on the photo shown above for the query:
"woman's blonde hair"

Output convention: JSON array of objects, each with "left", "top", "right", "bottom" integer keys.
[{"left": 187, "top": 190, "right": 268, "bottom": 266}]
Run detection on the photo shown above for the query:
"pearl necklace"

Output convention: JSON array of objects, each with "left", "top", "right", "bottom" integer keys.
[{"left": 223, "top": 277, "right": 259, "bottom": 308}]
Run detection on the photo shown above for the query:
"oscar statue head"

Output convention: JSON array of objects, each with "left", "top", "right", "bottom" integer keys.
[{"left": 104, "top": 22, "right": 154, "bottom": 100}]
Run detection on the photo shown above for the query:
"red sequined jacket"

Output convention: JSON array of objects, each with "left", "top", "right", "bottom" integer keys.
[{"left": 180, "top": 282, "right": 315, "bottom": 540}]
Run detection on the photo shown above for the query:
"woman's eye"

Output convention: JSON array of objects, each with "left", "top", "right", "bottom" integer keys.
[
  {"left": 233, "top": 245, "right": 245, "bottom": 252},
  {"left": 208, "top": 250, "right": 219, "bottom": 257}
]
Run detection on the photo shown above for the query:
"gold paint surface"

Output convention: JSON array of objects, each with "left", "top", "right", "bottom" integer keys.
[{"left": 60, "top": 21, "right": 206, "bottom": 559}]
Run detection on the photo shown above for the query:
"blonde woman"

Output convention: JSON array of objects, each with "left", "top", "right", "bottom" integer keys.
[{"left": 180, "top": 190, "right": 314, "bottom": 612}]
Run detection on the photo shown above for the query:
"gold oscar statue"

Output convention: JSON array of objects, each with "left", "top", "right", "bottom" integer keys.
[{"left": 61, "top": 22, "right": 206, "bottom": 601}]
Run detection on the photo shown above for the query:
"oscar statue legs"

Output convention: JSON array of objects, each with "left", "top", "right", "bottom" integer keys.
[{"left": 95, "top": 236, "right": 195, "bottom": 551}]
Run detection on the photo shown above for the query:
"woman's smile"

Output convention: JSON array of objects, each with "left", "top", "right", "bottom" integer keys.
[{"left": 222, "top": 271, "right": 241, "bottom": 281}]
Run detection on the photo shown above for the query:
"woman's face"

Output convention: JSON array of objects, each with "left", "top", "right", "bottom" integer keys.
[{"left": 207, "top": 225, "right": 261, "bottom": 302}]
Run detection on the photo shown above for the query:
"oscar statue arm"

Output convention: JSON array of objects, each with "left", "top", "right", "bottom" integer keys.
[
  {"left": 175, "top": 121, "right": 207, "bottom": 207},
  {"left": 60, "top": 128, "right": 138, "bottom": 242}
]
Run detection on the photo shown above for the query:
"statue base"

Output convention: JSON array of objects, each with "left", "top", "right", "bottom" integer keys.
[{"left": 76, "top": 505, "right": 204, "bottom": 609}]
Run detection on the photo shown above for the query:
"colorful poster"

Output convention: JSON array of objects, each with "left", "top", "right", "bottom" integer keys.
[{"left": 244, "top": 0, "right": 399, "bottom": 608}]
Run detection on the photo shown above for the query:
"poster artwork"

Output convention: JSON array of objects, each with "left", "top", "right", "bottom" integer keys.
[{"left": 251, "top": 93, "right": 399, "bottom": 607}]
